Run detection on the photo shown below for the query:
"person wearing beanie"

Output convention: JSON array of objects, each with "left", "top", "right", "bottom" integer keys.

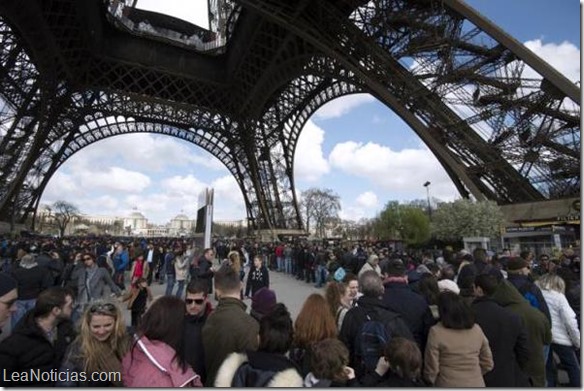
[
  {"left": 0, "top": 272, "right": 18, "bottom": 331},
  {"left": 506, "top": 257, "right": 551, "bottom": 324},
  {"left": 380, "top": 260, "right": 435, "bottom": 353},
  {"left": 251, "top": 287, "right": 277, "bottom": 321}
]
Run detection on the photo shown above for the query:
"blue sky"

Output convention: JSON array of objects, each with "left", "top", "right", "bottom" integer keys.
[{"left": 40, "top": 1, "right": 581, "bottom": 225}]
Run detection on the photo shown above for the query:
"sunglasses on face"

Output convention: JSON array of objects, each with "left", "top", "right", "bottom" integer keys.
[{"left": 185, "top": 298, "right": 205, "bottom": 305}]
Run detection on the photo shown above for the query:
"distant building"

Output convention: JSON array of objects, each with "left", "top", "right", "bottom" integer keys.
[{"left": 169, "top": 213, "right": 194, "bottom": 237}]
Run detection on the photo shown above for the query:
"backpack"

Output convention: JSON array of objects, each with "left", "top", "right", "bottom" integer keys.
[{"left": 354, "top": 308, "right": 393, "bottom": 373}]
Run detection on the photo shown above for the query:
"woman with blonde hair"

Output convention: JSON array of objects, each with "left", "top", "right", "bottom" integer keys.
[
  {"left": 289, "top": 293, "right": 337, "bottom": 377},
  {"left": 536, "top": 273, "right": 580, "bottom": 387},
  {"left": 58, "top": 301, "right": 130, "bottom": 386}
]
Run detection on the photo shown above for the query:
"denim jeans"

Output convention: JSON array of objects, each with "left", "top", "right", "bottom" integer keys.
[
  {"left": 175, "top": 279, "right": 185, "bottom": 298},
  {"left": 549, "top": 343, "right": 580, "bottom": 387},
  {"left": 165, "top": 273, "right": 176, "bottom": 296},
  {"left": 12, "top": 298, "right": 36, "bottom": 329},
  {"left": 315, "top": 264, "right": 327, "bottom": 287},
  {"left": 276, "top": 256, "right": 283, "bottom": 272},
  {"left": 284, "top": 256, "right": 292, "bottom": 274}
]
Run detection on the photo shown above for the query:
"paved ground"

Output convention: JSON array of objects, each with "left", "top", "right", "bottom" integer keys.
[{"left": 146, "top": 266, "right": 322, "bottom": 322}]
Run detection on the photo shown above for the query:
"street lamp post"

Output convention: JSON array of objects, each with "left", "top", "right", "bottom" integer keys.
[{"left": 423, "top": 181, "right": 432, "bottom": 220}]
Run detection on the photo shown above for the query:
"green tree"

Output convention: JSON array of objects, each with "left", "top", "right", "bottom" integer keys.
[
  {"left": 52, "top": 200, "right": 80, "bottom": 237},
  {"left": 431, "top": 199, "right": 505, "bottom": 241},
  {"left": 300, "top": 188, "right": 341, "bottom": 237},
  {"left": 373, "top": 201, "right": 430, "bottom": 245}
]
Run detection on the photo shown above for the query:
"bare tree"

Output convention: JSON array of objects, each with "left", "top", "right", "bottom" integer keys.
[
  {"left": 300, "top": 188, "right": 341, "bottom": 238},
  {"left": 52, "top": 200, "right": 80, "bottom": 237}
]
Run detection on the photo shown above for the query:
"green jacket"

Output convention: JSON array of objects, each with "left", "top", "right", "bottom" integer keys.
[
  {"left": 491, "top": 280, "right": 551, "bottom": 387},
  {"left": 202, "top": 297, "right": 259, "bottom": 387}
]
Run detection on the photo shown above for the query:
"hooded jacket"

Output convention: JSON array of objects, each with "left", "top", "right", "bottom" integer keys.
[
  {"left": 492, "top": 279, "right": 552, "bottom": 387},
  {"left": 215, "top": 351, "right": 303, "bottom": 387},
  {"left": 472, "top": 296, "right": 531, "bottom": 386},
  {"left": 122, "top": 336, "right": 202, "bottom": 387}
]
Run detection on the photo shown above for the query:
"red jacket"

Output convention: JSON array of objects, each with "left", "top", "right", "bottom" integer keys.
[{"left": 122, "top": 336, "right": 202, "bottom": 387}]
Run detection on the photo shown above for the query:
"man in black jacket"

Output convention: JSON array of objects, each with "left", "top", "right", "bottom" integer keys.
[
  {"left": 380, "top": 259, "right": 435, "bottom": 352},
  {"left": 472, "top": 274, "right": 531, "bottom": 386},
  {"left": 339, "top": 270, "right": 414, "bottom": 380},
  {"left": 183, "top": 279, "right": 213, "bottom": 384},
  {"left": 195, "top": 248, "right": 215, "bottom": 294},
  {"left": 0, "top": 286, "right": 76, "bottom": 386}
]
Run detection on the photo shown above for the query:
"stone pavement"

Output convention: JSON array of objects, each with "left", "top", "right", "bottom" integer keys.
[{"left": 143, "top": 266, "right": 322, "bottom": 322}]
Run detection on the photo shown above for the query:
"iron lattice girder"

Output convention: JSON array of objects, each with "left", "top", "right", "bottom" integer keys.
[{"left": 0, "top": 0, "right": 580, "bottom": 229}]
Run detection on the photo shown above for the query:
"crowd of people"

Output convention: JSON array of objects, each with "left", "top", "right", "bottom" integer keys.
[{"left": 0, "top": 234, "right": 580, "bottom": 387}]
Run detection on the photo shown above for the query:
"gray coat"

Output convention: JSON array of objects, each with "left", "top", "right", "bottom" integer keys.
[{"left": 77, "top": 265, "right": 121, "bottom": 304}]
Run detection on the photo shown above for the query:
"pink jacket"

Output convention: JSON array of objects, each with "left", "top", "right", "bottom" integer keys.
[{"left": 122, "top": 336, "right": 202, "bottom": 387}]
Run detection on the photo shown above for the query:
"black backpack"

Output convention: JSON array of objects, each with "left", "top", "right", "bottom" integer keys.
[{"left": 354, "top": 307, "right": 393, "bottom": 373}]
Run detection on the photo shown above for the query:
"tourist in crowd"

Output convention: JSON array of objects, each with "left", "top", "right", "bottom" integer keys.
[
  {"left": 416, "top": 273, "right": 440, "bottom": 320},
  {"left": 202, "top": 263, "right": 259, "bottom": 386},
  {"left": 164, "top": 246, "right": 176, "bottom": 296},
  {"left": 342, "top": 273, "right": 360, "bottom": 306},
  {"left": 491, "top": 278, "right": 552, "bottom": 387},
  {"left": 361, "top": 337, "right": 426, "bottom": 387},
  {"left": 423, "top": 291, "right": 493, "bottom": 387},
  {"left": 58, "top": 301, "right": 130, "bottom": 386},
  {"left": 506, "top": 256, "right": 551, "bottom": 321},
  {"left": 0, "top": 273, "right": 17, "bottom": 332},
  {"left": 339, "top": 270, "right": 413, "bottom": 380},
  {"left": 536, "top": 274, "right": 581, "bottom": 387},
  {"left": 10, "top": 253, "right": 53, "bottom": 328},
  {"left": 325, "top": 281, "right": 351, "bottom": 331},
  {"left": 472, "top": 274, "right": 531, "bottom": 386},
  {"left": 0, "top": 287, "right": 76, "bottom": 386},
  {"left": 123, "top": 296, "right": 203, "bottom": 387},
  {"left": 122, "top": 277, "right": 152, "bottom": 329},
  {"left": 173, "top": 248, "right": 189, "bottom": 298},
  {"left": 215, "top": 303, "right": 302, "bottom": 387},
  {"left": 129, "top": 253, "right": 149, "bottom": 285},
  {"left": 304, "top": 338, "right": 358, "bottom": 387},
  {"left": 250, "top": 287, "right": 277, "bottom": 322},
  {"left": 358, "top": 254, "right": 381, "bottom": 277},
  {"left": 289, "top": 293, "right": 338, "bottom": 377},
  {"left": 381, "top": 259, "right": 435, "bottom": 352},
  {"left": 183, "top": 279, "right": 213, "bottom": 384},
  {"left": 195, "top": 248, "right": 215, "bottom": 295},
  {"left": 76, "top": 253, "right": 122, "bottom": 313},
  {"left": 111, "top": 242, "right": 129, "bottom": 290},
  {"left": 245, "top": 255, "right": 270, "bottom": 298}
]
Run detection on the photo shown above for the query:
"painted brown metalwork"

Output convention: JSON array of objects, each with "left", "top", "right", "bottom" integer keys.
[{"left": 0, "top": 0, "right": 579, "bottom": 231}]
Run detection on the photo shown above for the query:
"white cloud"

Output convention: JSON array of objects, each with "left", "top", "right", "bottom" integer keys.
[
  {"left": 294, "top": 120, "right": 330, "bottom": 181},
  {"left": 524, "top": 39, "right": 580, "bottom": 83},
  {"left": 83, "top": 167, "right": 152, "bottom": 193},
  {"left": 356, "top": 191, "right": 378, "bottom": 208},
  {"left": 313, "top": 94, "right": 375, "bottom": 120},
  {"left": 329, "top": 141, "right": 458, "bottom": 201}
]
